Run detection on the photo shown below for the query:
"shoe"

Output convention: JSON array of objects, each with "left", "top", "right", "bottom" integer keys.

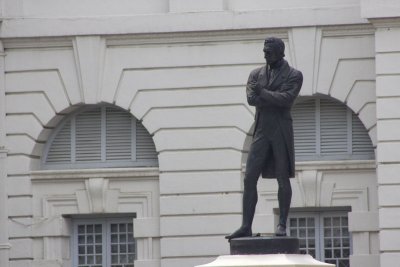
[
  {"left": 225, "top": 227, "right": 252, "bottom": 240},
  {"left": 275, "top": 224, "right": 287, "bottom": 236}
]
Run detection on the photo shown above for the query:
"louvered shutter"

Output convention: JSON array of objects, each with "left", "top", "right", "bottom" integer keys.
[
  {"left": 75, "top": 107, "right": 102, "bottom": 162},
  {"left": 319, "top": 99, "right": 348, "bottom": 155},
  {"left": 106, "top": 107, "right": 133, "bottom": 161},
  {"left": 352, "top": 113, "right": 374, "bottom": 155},
  {"left": 136, "top": 121, "right": 157, "bottom": 161},
  {"left": 292, "top": 97, "right": 374, "bottom": 161},
  {"left": 46, "top": 120, "right": 71, "bottom": 163},
  {"left": 44, "top": 105, "right": 159, "bottom": 168},
  {"left": 292, "top": 99, "right": 317, "bottom": 159}
]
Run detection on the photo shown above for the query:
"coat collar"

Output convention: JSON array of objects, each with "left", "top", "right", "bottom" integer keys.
[
  {"left": 268, "top": 59, "right": 290, "bottom": 89},
  {"left": 257, "top": 59, "right": 290, "bottom": 90}
]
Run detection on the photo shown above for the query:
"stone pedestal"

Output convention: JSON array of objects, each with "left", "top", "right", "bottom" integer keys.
[
  {"left": 230, "top": 237, "right": 299, "bottom": 255},
  {"left": 195, "top": 254, "right": 335, "bottom": 267}
]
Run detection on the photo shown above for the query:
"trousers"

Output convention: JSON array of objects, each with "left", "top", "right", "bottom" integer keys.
[{"left": 242, "top": 127, "right": 292, "bottom": 229}]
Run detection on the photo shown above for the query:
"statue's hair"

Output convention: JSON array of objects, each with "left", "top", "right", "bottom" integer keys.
[{"left": 264, "top": 37, "right": 285, "bottom": 58}]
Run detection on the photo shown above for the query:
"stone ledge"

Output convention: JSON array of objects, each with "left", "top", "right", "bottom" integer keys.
[{"left": 196, "top": 254, "right": 334, "bottom": 267}]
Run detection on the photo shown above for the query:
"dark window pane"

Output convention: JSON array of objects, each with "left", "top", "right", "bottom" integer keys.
[
  {"left": 87, "top": 225, "right": 94, "bottom": 233},
  {"left": 325, "top": 249, "right": 332, "bottom": 258},
  {"left": 324, "top": 228, "right": 332, "bottom": 237},
  {"left": 119, "top": 224, "right": 126, "bottom": 232},
  {"left": 95, "top": 255, "right": 102, "bottom": 264}
]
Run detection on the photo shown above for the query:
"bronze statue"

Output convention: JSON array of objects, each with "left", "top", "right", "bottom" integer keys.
[{"left": 226, "top": 37, "right": 303, "bottom": 240}]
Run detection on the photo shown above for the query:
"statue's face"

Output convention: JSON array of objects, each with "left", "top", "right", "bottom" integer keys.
[{"left": 263, "top": 43, "right": 281, "bottom": 66}]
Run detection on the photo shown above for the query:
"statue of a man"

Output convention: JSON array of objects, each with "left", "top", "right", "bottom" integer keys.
[{"left": 226, "top": 37, "right": 303, "bottom": 239}]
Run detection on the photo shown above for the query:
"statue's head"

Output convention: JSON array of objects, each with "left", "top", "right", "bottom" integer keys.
[{"left": 263, "top": 37, "right": 285, "bottom": 65}]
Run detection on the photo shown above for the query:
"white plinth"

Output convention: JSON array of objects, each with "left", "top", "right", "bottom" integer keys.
[{"left": 195, "top": 254, "right": 335, "bottom": 267}]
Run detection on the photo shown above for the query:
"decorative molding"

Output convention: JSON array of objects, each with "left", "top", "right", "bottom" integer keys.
[
  {"left": 42, "top": 195, "right": 78, "bottom": 218},
  {"left": 289, "top": 27, "right": 322, "bottom": 96},
  {"left": 295, "top": 160, "right": 376, "bottom": 171},
  {"left": 73, "top": 36, "right": 106, "bottom": 104},
  {"left": 30, "top": 167, "right": 159, "bottom": 182},
  {"left": 41, "top": 183, "right": 155, "bottom": 217},
  {"left": 1, "top": 29, "right": 287, "bottom": 50},
  {"left": 119, "top": 192, "right": 153, "bottom": 217},
  {"left": 297, "top": 170, "right": 318, "bottom": 207},
  {"left": 2, "top": 37, "right": 73, "bottom": 49},
  {"left": 76, "top": 178, "right": 119, "bottom": 213},
  {"left": 367, "top": 18, "right": 400, "bottom": 28},
  {"left": 332, "top": 188, "right": 369, "bottom": 211},
  {"left": 321, "top": 25, "right": 375, "bottom": 37},
  {"left": 106, "top": 29, "right": 288, "bottom": 47}
]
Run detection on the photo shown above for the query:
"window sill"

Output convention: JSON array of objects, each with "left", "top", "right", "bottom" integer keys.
[
  {"left": 295, "top": 159, "right": 376, "bottom": 171},
  {"left": 30, "top": 167, "right": 159, "bottom": 182}
]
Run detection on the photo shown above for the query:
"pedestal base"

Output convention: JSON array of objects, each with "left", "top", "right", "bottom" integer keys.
[
  {"left": 229, "top": 236, "right": 299, "bottom": 255},
  {"left": 196, "top": 254, "right": 335, "bottom": 267}
]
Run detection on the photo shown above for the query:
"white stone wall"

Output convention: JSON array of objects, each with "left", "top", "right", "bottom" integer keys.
[{"left": 0, "top": 1, "right": 397, "bottom": 267}]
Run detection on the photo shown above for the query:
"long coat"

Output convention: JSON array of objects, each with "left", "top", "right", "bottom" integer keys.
[{"left": 246, "top": 59, "right": 303, "bottom": 178}]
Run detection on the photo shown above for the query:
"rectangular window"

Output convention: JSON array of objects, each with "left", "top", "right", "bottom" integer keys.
[
  {"left": 73, "top": 218, "right": 136, "bottom": 267},
  {"left": 288, "top": 211, "right": 351, "bottom": 267}
]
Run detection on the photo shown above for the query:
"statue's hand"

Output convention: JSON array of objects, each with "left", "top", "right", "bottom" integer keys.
[{"left": 253, "top": 82, "right": 262, "bottom": 95}]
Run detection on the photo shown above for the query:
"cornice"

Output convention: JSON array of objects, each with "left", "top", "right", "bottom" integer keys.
[
  {"left": 366, "top": 17, "right": 400, "bottom": 28},
  {"left": 2, "top": 37, "right": 73, "bottom": 49},
  {"left": 0, "top": 6, "right": 368, "bottom": 39},
  {"left": 321, "top": 24, "right": 375, "bottom": 37},
  {"left": 105, "top": 28, "right": 288, "bottom": 47}
]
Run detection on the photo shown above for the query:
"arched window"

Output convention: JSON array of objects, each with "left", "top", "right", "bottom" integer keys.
[
  {"left": 43, "top": 105, "right": 158, "bottom": 169},
  {"left": 292, "top": 97, "right": 374, "bottom": 161}
]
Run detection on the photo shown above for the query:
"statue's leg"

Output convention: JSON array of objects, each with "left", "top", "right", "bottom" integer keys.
[
  {"left": 226, "top": 136, "right": 270, "bottom": 240},
  {"left": 276, "top": 178, "right": 292, "bottom": 236},
  {"left": 271, "top": 132, "right": 292, "bottom": 236}
]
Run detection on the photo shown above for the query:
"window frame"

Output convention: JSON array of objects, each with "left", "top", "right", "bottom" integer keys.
[
  {"left": 42, "top": 105, "right": 158, "bottom": 169},
  {"left": 71, "top": 217, "right": 136, "bottom": 267},
  {"left": 288, "top": 210, "right": 352, "bottom": 266}
]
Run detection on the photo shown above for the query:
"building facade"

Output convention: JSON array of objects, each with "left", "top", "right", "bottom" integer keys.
[{"left": 0, "top": 1, "right": 399, "bottom": 267}]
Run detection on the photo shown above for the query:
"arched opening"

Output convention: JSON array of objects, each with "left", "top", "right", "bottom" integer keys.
[
  {"left": 42, "top": 104, "right": 158, "bottom": 169},
  {"left": 292, "top": 96, "right": 375, "bottom": 162}
]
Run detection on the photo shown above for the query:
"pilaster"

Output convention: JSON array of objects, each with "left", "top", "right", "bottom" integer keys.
[
  {"left": 370, "top": 18, "right": 400, "bottom": 267},
  {"left": 0, "top": 40, "right": 11, "bottom": 267}
]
